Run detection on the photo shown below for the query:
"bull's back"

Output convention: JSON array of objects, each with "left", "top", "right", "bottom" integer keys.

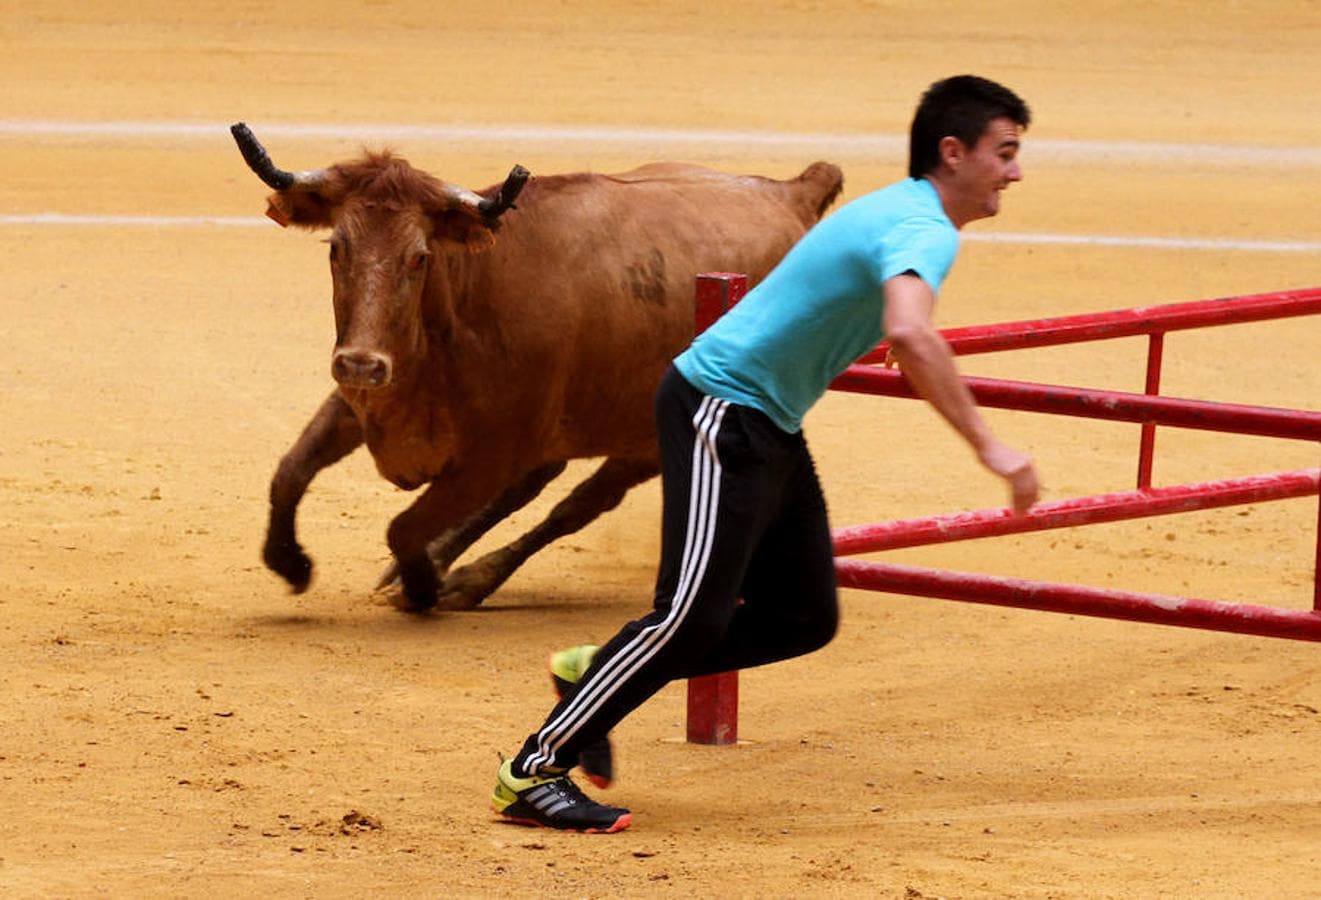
[
  {"left": 500, "top": 160, "right": 842, "bottom": 296},
  {"left": 606, "top": 161, "right": 842, "bottom": 226}
]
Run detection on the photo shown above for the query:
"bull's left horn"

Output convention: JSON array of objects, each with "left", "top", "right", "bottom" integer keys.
[
  {"left": 478, "top": 165, "right": 531, "bottom": 220},
  {"left": 442, "top": 165, "right": 530, "bottom": 224},
  {"left": 230, "top": 122, "right": 321, "bottom": 190}
]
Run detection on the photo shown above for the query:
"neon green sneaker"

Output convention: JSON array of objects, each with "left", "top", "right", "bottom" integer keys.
[
  {"left": 549, "top": 644, "right": 615, "bottom": 788},
  {"left": 492, "top": 758, "right": 631, "bottom": 833}
]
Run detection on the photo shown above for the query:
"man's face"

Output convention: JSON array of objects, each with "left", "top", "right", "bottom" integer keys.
[{"left": 949, "top": 115, "right": 1023, "bottom": 223}]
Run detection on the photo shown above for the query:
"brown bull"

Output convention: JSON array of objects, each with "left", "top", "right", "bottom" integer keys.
[{"left": 232, "top": 123, "right": 843, "bottom": 613}]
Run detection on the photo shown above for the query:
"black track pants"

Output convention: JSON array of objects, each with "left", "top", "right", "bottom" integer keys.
[{"left": 515, "top": 366, "right": 838, "bottom": 776}]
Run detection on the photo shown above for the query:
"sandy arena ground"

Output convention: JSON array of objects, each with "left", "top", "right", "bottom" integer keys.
[{"left": 3, "top": 2, "right": 1321, "bottom": 896}]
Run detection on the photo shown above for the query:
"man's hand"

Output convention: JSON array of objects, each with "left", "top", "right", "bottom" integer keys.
[{"left": 977, "top": 440, "right": 1040, "bottom": 514}]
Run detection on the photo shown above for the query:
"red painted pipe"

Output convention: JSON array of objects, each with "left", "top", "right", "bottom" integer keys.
[
  {"left": 834, "top": 559, "right": 1321, "bottom": 643},
  {"left": 687, "top": 274, "right": 746, "bottom": 745},
  {"left": 856, "top": 286, "right": 1321, "bottom": 363},
  {"left": 686, "top": 672, "right": 739, "bottom": 745},
  {"left": 831, "top": 366, "right": 1321, "bottom": 442},
  {"left": 694, "top": 272, "right": 748, "bottom": 334},
  {"left": 1137, "top": 332, "right": 1165, "bottom": 488},
  {"left": 833, "top": 469, "right": 1321, "bottom": 555},
  {"left": 1315, "top": 491, "right": 1321, "bottom": 611}
]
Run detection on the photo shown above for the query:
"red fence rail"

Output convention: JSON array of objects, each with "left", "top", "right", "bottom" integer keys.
[
  {"left": 834, "top": 560, "right": 1321, "bottom": 643},
  {"left": 837, "top": 286, "right": 1321, "bottom": 629},
  {"left": 854, "top": 286, "right": 1321, "bottom": 363},
  {"left": 831, "top": 367, "right": 1321, "bottom": 441},
  {"left": 832, "top": 468, "right": 1321, "bottom": 555}
]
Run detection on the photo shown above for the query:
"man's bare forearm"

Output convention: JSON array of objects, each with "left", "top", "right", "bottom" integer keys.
[{"left": 886, "top": 324, "right": 995, "bottom": 453}]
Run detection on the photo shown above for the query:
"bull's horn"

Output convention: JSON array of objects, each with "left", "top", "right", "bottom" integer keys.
[
  {"left": 230, "top": 122, "right": 321, "bottom": 190},
  {"left": 441, "top": 183, "right": 495, "bottom": 210},
  {"left": 479, "top": 165, "right": 531, "bottom": 220},
  {"left": 442, "top": 164, "right": 530, "bottom": 223}
]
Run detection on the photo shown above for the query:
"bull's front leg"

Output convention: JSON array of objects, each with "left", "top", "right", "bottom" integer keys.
[
  {"left": 386, "top": 471, "right": 504, "bottom": 613},
  {"left": 264, "top": 390, "right": 364, "bottom": 591},
  {"left": 374, "top": 459, "right": 569, "bottom": 591},
  {"left": 437, "top": 455, "right": 658, "bottom": 610}
]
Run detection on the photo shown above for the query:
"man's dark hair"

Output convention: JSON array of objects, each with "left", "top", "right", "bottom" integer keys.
[{"left": 908, "top": 75, "right": 1031, "bottom": 179}]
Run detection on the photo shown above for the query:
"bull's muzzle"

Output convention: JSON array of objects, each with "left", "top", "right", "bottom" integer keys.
[{"left": 332, "top": 349, "right": 393, "bottom": 389}]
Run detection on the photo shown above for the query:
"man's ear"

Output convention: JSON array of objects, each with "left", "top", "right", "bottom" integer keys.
[
  {"left": 937, "top": 134, "right": 967, "bottom": 172},
  {"left": 264, "top": 186, "right": 335, "bottom": 229}
]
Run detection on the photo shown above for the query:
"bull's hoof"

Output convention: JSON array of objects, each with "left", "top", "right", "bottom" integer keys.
[
  {"left": 374, "top": 546, "right": 451, "bottom": 592},
  {"left": 432, "top": 564, "right": 496, "bottom": 611},
  {"left": 385, "top": 589, "right": 437, "bottom": 615},
  {"left": 396, "top": 560, "right": 440, "bottom": 614},
  {"left": 434, "top": 589, "right": 486, "bottom": 612},
  {"left": 263, "top": 540, "right": 313, "bottom": 593}
]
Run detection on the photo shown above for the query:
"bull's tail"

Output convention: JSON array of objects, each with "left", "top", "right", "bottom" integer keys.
[{"left": 793, "top": 161, "right": 844, "bottom": 221}]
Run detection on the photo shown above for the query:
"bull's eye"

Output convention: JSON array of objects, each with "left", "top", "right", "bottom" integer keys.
[{"left": 408, "top": 250, "right": 431, "bottom": 273}]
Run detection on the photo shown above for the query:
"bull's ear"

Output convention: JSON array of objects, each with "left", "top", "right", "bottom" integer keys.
[
  {"left": 429, "top": 209, "right": 498, "bottom": 253},
  {"left": 265, "top": 187, "right": 334, "bottom": 230}
]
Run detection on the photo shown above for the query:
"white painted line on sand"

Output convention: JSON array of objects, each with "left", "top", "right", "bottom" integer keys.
[
  {"left": 0, "top": 212, "right": 266, "bottom": 228},
  {"left": 2, "top": 118, "right": 1320, "bottom": 167}
]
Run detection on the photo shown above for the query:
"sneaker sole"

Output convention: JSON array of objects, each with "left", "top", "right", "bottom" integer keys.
[{"left": 494, "top": 807, "right": 633, "bottom": 834}]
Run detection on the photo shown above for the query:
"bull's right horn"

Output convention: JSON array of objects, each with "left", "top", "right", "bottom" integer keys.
[
  {"left": 479, "top": 165, "right": 530, "bottom": 220},
  {"left": 441, "top": 165, "right": 531, "bottom": 224},
  {"left": 230, "top": 122, "right": 321, "bottom": 190}
]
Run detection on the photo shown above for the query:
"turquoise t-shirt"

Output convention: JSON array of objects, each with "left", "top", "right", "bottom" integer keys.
[{"left": 673, "top": 177, "right": 958, "bottom": 433}]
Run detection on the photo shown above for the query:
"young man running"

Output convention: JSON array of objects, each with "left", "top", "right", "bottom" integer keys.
[{"left": 492, "top": 74, "right": 1042, "bottom": 833}]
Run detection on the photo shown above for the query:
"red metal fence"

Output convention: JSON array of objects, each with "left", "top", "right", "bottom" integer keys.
[{"left": 686, "top": 277, "right": 1321, "bottom": 743}]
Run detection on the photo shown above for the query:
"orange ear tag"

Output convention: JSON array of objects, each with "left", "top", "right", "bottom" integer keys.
[{"left": 265, "top": 200, "right": 291, "bottom": 228}]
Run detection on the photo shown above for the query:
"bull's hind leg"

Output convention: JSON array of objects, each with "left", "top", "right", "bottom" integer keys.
[
  {"left": 434, "top": 455, "right": 659, "bottom": 611},
  {"left": 374, "top": 460, "right": 569, "bottom": 590},
  {"left": 264, "top": 390, "right": 363, "bottom": 591}
]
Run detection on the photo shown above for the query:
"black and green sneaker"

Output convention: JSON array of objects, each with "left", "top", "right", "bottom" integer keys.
[
  {"left": 549, "top": 644, "right": 615, "bottom": 789},
  {"left": 492, "top": 758, "right": 632, "bottom": 833}
]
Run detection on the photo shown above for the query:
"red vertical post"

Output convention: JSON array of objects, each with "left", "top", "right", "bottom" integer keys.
[
  {"left": 1314, "top": 484, "right": 1320, "bottom": 611},
  {"left": 687, "top": 672, "right": 739, "bottom": 745},
  {"left": 686, "top": 273, "right": 747, "bottom": 745},
  {"left": 1136, "top": 332, "right": 1165, "bottom": 489},
  {"left": 694, "top": 272, "right": 749, "bottom": 332}
]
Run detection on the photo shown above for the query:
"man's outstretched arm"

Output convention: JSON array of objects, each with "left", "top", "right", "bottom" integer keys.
[{"left": 881, "top": 273, "right": 1040, "bottom": 513}]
